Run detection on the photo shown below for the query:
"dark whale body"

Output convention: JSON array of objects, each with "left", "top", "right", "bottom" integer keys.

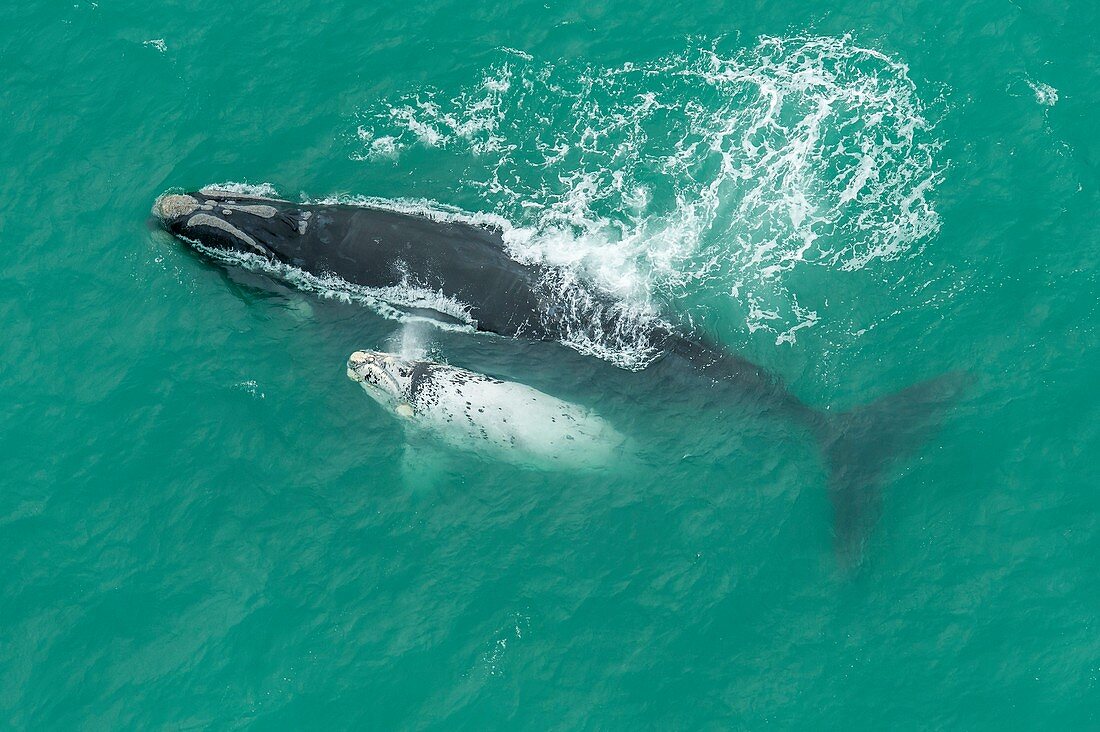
[{"left": 155, "top": 187, "right": 963, "bottom": 566}]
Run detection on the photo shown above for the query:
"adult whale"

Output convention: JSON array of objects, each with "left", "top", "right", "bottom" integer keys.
[{"left": 154, "top": 187, "right": 962, "bottom": 565}]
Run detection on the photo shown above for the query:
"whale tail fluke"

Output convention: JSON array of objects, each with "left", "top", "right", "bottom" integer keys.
[{"left": 814, "top": 372, "right": 970, "bottom": 569}]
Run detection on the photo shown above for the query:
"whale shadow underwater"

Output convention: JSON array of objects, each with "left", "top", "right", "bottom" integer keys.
[{"left": 153, "top": 187, "right": 968, "bottom": 566}]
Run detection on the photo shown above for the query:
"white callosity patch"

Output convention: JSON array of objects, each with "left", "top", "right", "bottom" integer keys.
[
  {"left": 217, "top": 203, "right": 278, "bottom": 218},
  {"left": 153, "top": 193, "right": 198, "bottom": 220},
  {"left": 185, "top": 213, "right": 268, "bottom": 256},
  {"left": 347, "top": 351, "right": 626, "bottom": 468},
  {"left": 353, "top": 35, "right": 947, "bottom": 343}
]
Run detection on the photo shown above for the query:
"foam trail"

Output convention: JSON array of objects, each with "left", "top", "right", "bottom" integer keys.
[{"left": 353, "top": 35, "right": 948, "bottom": 343}]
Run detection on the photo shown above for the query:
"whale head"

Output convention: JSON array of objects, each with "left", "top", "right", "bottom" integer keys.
[
  {"left": 153, "top": 188, "right": 314, "bottom": 263},
  {"left": 347, "top": 350, "right": 418, "bottom": 414}
]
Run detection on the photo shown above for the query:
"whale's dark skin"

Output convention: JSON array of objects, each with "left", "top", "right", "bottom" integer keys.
[
  {"left": 155, "top": 187, "right": 963, "bottom": 566},
  {"left": 154, "top": 189, "right": 806, "bottom": 413}
]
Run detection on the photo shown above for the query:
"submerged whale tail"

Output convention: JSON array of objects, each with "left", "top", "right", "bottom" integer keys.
[{"left": 812, "top": 373, "right": 970, "bottom": 568}]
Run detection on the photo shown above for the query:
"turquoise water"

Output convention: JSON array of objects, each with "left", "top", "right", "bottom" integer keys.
[{"left": 3, "top": 0, "right": 1097, "bottom": 727}]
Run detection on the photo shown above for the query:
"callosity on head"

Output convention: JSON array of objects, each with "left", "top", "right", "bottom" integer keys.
[
  {"left": 346, "top": 350, "right": 418, "bottom": 415},
  {"left": 152, "top": 188, "right": 313, "bottom": 261}
]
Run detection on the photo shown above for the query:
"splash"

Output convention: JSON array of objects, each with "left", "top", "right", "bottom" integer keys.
[
  {"left": 1026, "top": 78, "right": 1058, "bottom": 106},
  {"left": 185, "top": 235, "right": 479, "bottom": 330},
  {"left": 232, "top": 380, "right": 265, "bottom": 399},
  {"left": 201, "top": 181, "right": 284, "bottom": 199},
  {"left": 392, "top": 321, "right": 433, "bottom": 361},
  {"left": 353, "top": 35, "right": 947, "bottom": 342}
]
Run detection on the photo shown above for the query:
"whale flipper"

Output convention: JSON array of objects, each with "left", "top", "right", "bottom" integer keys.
[{"left": 815, "top": 372, "right": 971, "bottom": 568}]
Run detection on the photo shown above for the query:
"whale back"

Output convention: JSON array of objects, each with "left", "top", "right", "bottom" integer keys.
[{"left": 308, "top": 207, "right": 550, "bottom": 336}]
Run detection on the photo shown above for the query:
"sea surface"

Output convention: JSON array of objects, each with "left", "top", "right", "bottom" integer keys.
[{"left": 2, "top": 0, "right": 1097, "bottom": 727}]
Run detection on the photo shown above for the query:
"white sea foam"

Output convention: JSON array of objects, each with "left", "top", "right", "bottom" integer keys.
[
  {"left": 232, "top": 380, "right": 265, "bottom": 399},
  {"left": 353, "top": 35, "right": 947, "bottom": 344},
  {"left": 202, "top": 181, "right": 284, "bottom": 199},
  {"left": 1026, "top": 79, "right": 1058, "bottom": 106},
  {"left": 186, "top": 236, "right": 479, "bottom": 331}
]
